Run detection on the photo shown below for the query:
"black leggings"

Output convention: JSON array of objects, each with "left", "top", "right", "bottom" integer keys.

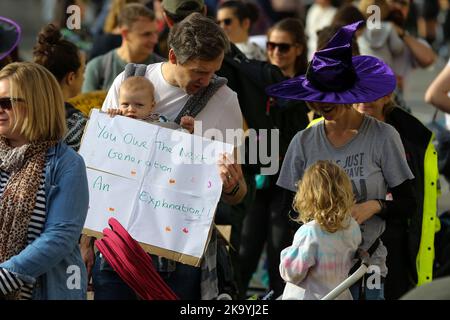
[{"left": 238, "top": 184, "right": 294, "bottom": 298}]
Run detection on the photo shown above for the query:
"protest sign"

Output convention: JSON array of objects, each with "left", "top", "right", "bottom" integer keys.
[{"left": 80, "top": 109, "right": 233, "bottom": 266}]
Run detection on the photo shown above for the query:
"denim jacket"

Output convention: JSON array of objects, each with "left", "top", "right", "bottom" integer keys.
[{"left": 0, "top": 142, "right": 89, "bottom": 299}]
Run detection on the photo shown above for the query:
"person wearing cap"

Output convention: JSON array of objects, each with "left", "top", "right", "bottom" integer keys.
[
  {"left": 0, "top": 62, "right": 89, "bottom": 300},
  {"left": 267, "top": 21, "right": 417, "bottom": 300}
]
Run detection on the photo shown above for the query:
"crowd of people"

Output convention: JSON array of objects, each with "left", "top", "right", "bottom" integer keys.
[{"left": 0, "top": 0, "right": 449, "bottom": 300}]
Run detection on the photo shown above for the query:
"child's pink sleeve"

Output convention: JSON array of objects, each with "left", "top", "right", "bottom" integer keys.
[{"left": 279, "top": 226, "right": 317, "bottom": 284}]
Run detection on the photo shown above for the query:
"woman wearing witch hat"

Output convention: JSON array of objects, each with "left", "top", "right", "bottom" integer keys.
[{"left": 267, "top": 21, "right": 417, "bottom": 300}]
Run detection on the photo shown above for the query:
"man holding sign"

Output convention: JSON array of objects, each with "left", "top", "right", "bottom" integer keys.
[{"left": 81, "top": 13, "right": 246, "bottom": 300}]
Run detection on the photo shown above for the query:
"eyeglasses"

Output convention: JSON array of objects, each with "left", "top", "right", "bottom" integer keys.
[
  {"left": 217, "top": 18, "right": 233, "bottom": 26},
  {"left": 266, "top": 42, "right": 295, "bottom": 54},
  {"left": 0, "top": 97, "right": 24, "bottom": 110}
]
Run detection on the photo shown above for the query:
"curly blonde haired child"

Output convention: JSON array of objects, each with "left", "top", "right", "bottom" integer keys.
[
  {"left": 293, "top": 159, "right": 355, "bottom": 233},
  {"left": 280, "top": 160, "right": 362, "bottom": 300}
]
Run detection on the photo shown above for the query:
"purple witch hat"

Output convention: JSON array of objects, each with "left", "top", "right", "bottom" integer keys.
[{"left": 266, "top": 21, "right": 396, "bottom": 104}]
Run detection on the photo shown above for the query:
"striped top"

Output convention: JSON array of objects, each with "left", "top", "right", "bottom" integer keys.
[
  {"left": 64, "top": 104, "right": 88, "bottom": 152},
  {"left": 0, "top": 170, "right": 47, "bottom": 299}
]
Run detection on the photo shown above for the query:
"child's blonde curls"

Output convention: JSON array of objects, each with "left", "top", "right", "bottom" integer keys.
[{"left": 293, "top": 160, "right": 355, "bottom": 233}]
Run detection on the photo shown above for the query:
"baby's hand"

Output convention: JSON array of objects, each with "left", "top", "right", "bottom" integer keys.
[
  {"left": 180, "top": 116, "right": 195, "bottom": 134},
  {"left": 106, "top": 108, "right": 123, "bottom": 117}
]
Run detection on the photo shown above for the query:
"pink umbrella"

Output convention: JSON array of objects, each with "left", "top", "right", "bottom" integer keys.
[{"left": 95, "top": 218, "right": 178, "bottom": 300}]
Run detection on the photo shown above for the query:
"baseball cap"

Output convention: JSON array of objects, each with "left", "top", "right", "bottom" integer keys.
[{"left": 161, "top": 0, "right": 205, "bottom": 15}]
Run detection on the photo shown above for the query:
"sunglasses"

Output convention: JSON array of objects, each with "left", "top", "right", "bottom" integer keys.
[
  {"left": 0, "top": 97, "right": 24, "bottom": 110},
  {"left": 266, "top": 42, "right": 295, "bottom": 53},
  {"left": 217, "top": 18, "right": 233, "bottom": 26}
]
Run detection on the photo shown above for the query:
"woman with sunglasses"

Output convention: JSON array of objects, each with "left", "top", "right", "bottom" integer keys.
[
  {"left": 217, "top": 0, "right": 266, "bottom": 61},
  {"left": 33, "top": 24, "right": 88, "bottom": 152},
  {"left": 238, "top": 17, "right": 310, "bottom": 298},
  {"left": 0, "top": 62, "right": 89, "bottom": 299}
]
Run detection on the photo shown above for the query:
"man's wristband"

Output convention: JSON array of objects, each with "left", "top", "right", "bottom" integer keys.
[{"left": 224, "top": 182, "right": 240, "bottom": 196}]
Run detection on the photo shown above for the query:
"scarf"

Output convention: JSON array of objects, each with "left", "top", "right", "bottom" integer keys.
[{"left": 0, "top": 137, "right": 57, "bottom": 263}]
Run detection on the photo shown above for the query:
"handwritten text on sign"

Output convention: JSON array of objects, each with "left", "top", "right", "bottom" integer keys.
[{"left": 80, "top": 109, "right": 233, "bottom": 264}]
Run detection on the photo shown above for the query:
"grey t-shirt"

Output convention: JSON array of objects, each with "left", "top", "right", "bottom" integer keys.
[{"left": 277, "top": 115, "right": 414, "bottom": 276}]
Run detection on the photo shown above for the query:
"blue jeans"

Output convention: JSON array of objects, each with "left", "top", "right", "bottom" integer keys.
[
  {"left": 350, "top": 278, "right": 385, "bottom": 300},
  {"left": 92, "top": 253, "right": 138, "bottom": 300},
  {"left": 92, "top": 252, "right": 201, "bottom": 300}
]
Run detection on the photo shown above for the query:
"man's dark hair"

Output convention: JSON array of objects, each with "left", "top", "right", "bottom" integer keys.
[
  {"left": 33, "top": 23, "right": 80, "bottom": 82},
  {"left": 168, "top": 12, "right": 230, "bottom": 64}
]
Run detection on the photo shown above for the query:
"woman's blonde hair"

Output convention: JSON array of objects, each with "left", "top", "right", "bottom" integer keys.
[
  {"left": 0, "top": 62, "right": 67, "bottom": 141},
  {"left": 293, "top": 160, "right": 355, "bottom": 233}
]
